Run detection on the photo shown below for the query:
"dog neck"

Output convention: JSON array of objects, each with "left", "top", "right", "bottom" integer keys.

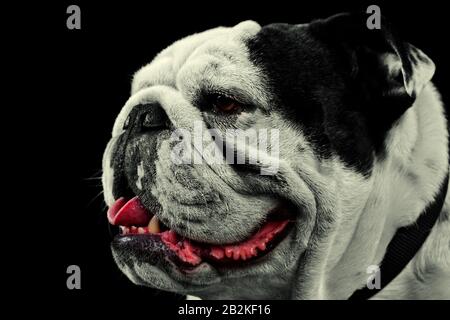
[
  {"left": 373, "top": 84, "right": 450, "bottom": 299},
  {"left": 312, "top": 83, "right": 449, "bottom": 299}
]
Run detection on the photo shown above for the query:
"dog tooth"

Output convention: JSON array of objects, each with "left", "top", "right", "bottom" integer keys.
[
  {"left": 138, "top": 227, "right": 145, "bottom": 234},
  {"left": 148, "top": 215, "right": 160, "bottom": 233},
  {"left": 225, "top": 247, "right": 233, "bottom": 258},
  {"left": 233, "top": 250, "right": 240, "bottom": 260},
  {"left": 210, "top": 247, "right": 224, "bottom": 259}
]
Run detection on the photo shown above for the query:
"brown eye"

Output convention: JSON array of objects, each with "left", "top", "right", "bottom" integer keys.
[{"left": 213, "top": 95, "right": 242, "bottom": 114}]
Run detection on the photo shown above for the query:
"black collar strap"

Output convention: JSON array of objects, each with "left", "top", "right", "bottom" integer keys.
[{"left": 349, "top": 171, "right": 449, "bottom": 300}]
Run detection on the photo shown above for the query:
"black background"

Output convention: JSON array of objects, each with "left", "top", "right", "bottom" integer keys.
[{"left": 21, "top": 0, "right": 449, "bottom": 301}]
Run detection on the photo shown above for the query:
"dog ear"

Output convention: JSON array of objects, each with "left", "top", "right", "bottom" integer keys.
[{"left": 309, "top": 12, "right": 435, "bottom": 101}]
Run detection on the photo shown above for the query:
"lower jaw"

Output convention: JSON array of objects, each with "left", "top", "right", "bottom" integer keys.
[{"left": 111, "top": 223, "right": 300, "bottom": 298}]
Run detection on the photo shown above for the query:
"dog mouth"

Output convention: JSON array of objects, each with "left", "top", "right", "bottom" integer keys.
[{"left": 107, "top": 197, "right": 294, "bottom": 267}]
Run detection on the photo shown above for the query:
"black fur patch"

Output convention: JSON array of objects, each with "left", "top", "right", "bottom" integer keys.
[
  {"left": 246, "top": 15, "right": 418, "bottom": 175},
  {"left": 246, "top": 23, "right": 373, "bottom": 174}
]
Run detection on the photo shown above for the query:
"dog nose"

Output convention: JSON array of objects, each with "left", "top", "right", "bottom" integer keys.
[{"left": 123, "top": 103, "right": 170, "bottom": 133}]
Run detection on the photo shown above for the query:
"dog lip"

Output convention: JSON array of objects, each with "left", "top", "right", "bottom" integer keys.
[{"left": 107, "top": 197, "right": 294, "bottom": 267}]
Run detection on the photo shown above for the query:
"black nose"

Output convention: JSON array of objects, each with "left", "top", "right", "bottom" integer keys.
[{"left": 123, "top": 103, "right": 170, "bottom": 133}]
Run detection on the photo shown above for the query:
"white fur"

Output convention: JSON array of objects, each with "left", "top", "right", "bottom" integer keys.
[{"left": 136, "top": 161, "right": 144, "bottom": 190}]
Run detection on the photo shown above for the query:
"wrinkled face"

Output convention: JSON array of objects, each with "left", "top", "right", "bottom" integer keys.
[{"left": 102, "top": 15, "right": 435, "bottom": 299}]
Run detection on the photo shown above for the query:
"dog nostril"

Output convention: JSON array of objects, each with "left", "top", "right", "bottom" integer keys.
[
  {"left": 142, "top": 112, "right": 156, "bottom": 128},
  {"left": 123, "top": 103, "right": 170, "bottom": 133},
  {"left": 141, "top": 109, "right": 169, "bottom": 130}
]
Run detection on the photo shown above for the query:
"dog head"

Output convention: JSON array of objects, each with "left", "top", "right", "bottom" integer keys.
[{"left": 102, "top": 13, "right": 445, "bottom": 299}]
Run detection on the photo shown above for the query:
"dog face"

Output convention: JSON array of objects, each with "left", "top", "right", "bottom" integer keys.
[{"left": 102, "top": 13, "right": 440, "bottom": 299}]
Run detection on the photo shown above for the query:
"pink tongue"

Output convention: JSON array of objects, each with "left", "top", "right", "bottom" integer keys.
[{"left": 107, "top": 196, "right": 152, "bottom": 227}]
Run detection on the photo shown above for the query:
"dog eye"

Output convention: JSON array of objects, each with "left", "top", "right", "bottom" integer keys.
[{"left": 213, "top": 95, "right": 242, "bottom": 114}]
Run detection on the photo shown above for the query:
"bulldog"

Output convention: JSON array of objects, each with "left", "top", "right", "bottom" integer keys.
[{"left": 101, "top": 13, "right": 450, "bottom": 299}]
